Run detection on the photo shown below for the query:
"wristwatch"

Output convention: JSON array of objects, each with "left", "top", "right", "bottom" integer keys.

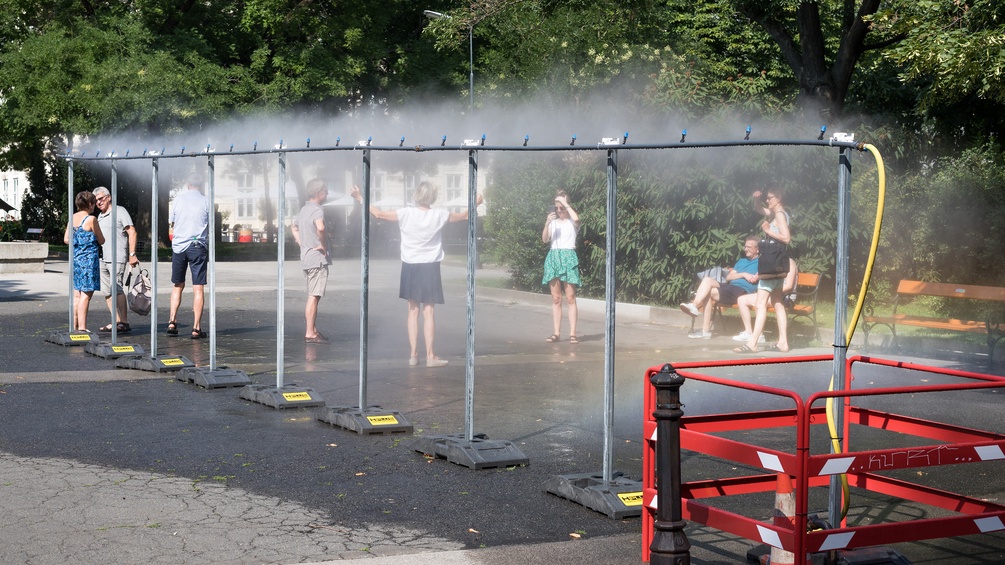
[{"left": 129, "top": 252, "right": 137, "bottom": 257}]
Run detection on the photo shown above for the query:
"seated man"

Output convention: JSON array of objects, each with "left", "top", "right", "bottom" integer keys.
[
  {"left": 680, "top": 236, "right": 760, "bottom": 339},
  {"left": 734, "top": 257, "right": 798, "bottom": 347}
]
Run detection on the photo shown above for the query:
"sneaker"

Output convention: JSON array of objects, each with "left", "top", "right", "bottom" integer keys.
[
  {"left": 687, "top": 330, "right": 712, "bottom": 339},
  {"left": 408, "top": 357, "right": 418, "bottom": 367},
  {"left": 426, "top": 357, "right": 449, "bottom": 368},
  {"left": 732, "top": 331, "right": 765, "bottom": 344},
  {"left": 679, "top": 302, "right": 700, "bottom": 317}
]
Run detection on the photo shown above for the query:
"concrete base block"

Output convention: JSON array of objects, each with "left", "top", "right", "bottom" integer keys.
[{"left": 0, "top": 242, "right": 48, "bottom": 273}]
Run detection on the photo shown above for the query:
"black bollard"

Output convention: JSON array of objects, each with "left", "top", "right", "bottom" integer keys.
[{"left": 649, "top": 363, "right": 691, "bottom": 564}]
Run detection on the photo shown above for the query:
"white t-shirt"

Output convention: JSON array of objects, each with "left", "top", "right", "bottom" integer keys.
[
  {"left": 548, "top": 218, "right": 577, "bottom": 250},
  {"left": 397, "top": 207, "right": 451, "bottom": 264}
]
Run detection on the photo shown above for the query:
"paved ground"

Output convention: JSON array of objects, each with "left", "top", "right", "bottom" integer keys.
[{"left": 1, "top": 258, "right": 1004, "bottom": 564}]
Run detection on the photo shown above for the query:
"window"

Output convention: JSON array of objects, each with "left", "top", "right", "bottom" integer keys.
[
  {"left": 447, "top": 174, "right": 462, "bottom": 189},
  {"left": 237, "top": 198, "right": 255, "bottom": 219},
  {"left": 237, "top": 172, "right": 254, "bottom": 193}
]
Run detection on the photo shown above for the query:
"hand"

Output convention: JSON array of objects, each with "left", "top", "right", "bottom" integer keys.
[
  {"left": 555, "top": 195, "right": 569, "bottom": 208},
  {"left": 752, "top": 190, "right": 763, "bottom": 200},
  {"left": 128, "top": 254, "right": 139, "bottom": 267},
  {"left": 476, "top": 194, "right": 484, "bottom": 206},
  {"left": 546, "top": 212, "right": 557, "bottom": 222},
  {"left": 350, "top": 185, "right": 361, "bottom": 202}
]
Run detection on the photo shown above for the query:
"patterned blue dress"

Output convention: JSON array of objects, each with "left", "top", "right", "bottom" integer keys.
[{"left": 72, "top": 216, "right": 100, "bottom": 292}]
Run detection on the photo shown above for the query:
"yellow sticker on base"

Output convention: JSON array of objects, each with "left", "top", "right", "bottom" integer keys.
[
  {"left": 366, "top": 415, "right": 400, "bottom": 426},
  {"left": 282, "top": 391, "right": 313, "bottom": 401},
  {"left": 617, "top": 492, "right": 644, "bottom": 506},
  {"left": 69, "top": 334, "right": 91, "bottom": 341},
  {"left": 160, "top": 358, "right": 185, "bottom": 366},
  {"left": 111, "top": 345, "right": 137, "bottom": 353}
]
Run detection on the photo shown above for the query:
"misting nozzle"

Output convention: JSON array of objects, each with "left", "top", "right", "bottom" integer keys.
[
  {"left": 180, "top": 146, "right": 186, "bottom": 154},
  {"left": 570, "top": 134, "right": 577, "bottom": 146},
  {"left": 523, "top": 135, "right": 529, "bottom": 147},
  {"left": 229, "top": 144, "right": 234, "bottom": 152},
  {"left": 441, "top": 135, "right": 447, "bottom": 146},
  {"left": 400, "top": 136, "right": 405, "bottom": 147},
  {"left": 336, "top": 137, "right": 340, "bottom": 147},
  {"left": 623, "top": 132, "right": 629, "bottom": 144},
  {"left": 253, "top": 141, "right": 258, "bottom": 151},
  {"left": 480, "top": 134, "right": 486, "bottom": 146},
  {"left": 306, "top": 138, "right": 311, "bottom": 148},
  {"left": 744, "top": 126, "right": 751, "bottom": 141},
  {"left": 680, "top": 130, "right": 687, "bottom": 143},
  {"left": 818, "top": 125, "right": 827, "bottom": 141}
]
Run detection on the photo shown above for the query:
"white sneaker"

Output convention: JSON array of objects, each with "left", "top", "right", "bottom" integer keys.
[
  {"left": 679, "top": 302, "right": 700, "bottom": 317},
  {"left": 732, "top": 332, "right": 764, "bottom": 343},
  {"left": 687, "top": 330, "right": 712, "bottom": 339},
  {"left": 426, "top": 357, "right": 449, "bottom": 368},
  {"left": 408, "top": 357, "right": 418, "bottom": 367}
]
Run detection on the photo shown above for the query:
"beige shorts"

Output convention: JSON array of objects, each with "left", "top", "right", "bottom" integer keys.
[
  {"left": 305, "top": 266, "right": 328, "bottom": 297},
  {"left": 100, "top": 261, "right": 127, "bottom": 297}
]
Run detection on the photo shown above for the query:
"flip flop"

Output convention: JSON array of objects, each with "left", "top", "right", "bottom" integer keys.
[
  {"left": 766, "top": 344, "right": 790, "bottom": 352},
  {"left": 545, "top": 334, "right": 560, "bottom": 343},
  {"left": 733, "top": 344, "right": 758, "bottom": 354},
  {"left": 166, "top": 321, "right": 178, "bottom": 335}
]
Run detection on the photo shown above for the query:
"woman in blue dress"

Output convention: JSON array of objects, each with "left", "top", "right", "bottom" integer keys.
[{"left": 63, "top": 191, "right": 104, "bottom": 332}]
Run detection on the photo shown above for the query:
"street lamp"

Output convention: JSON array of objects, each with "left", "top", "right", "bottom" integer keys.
[{"left": 423, "top": 10, "right": 474, "bottom": 114}]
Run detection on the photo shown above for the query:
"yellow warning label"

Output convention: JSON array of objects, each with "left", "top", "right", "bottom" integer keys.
[
  {"left": 617, "top": 492, "right": 644, "bottom": 506},
  {"left": 366, "top": 414, "right": 399, "bottom": 426},
  {"left": 69, "top": 334, "right": 91, "bottom": 341},
  {"left": 282, "top": 391, "right": 313, "bottom": 401},
  {"left": 160, "top": 358, "right": 185, "bottom": 366},
  {"left": 111, "top": 346, "right": 136, "bottom": 353}
]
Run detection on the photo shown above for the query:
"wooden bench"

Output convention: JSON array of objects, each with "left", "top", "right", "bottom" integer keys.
[
  {"left": 704, "top": 272, "right": 823, "bottom": 338},
  {"left": 862, "top": 280, "right": 1005, "bottom": 365}
]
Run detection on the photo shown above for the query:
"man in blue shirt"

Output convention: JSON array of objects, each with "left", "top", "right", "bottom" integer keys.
[
  {"left": 680, "top": 235, "right": 760, "bottom": 339},
  {"left": 167, "top": 173, "right": 209, "bottom": 339}
]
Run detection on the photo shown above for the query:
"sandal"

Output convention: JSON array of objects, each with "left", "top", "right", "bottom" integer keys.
[
  {"left": 733, "top": 344, "right": 758, "bottom": 354},
  {"left": 545, "top": 334, "right": 560, "bottom": 343},
  {"left": 117, "top": 322, "right": 131, "bottom": 333},
  {"left": 569, "top": 335, "right": 579, "bottom": 344},
  {"left": 191, "top": 329, "right": 207, "bottom": 339},
  {"left": 98, "top": 324, "right": 114, "bottom": 333},
  {"left": 166, "top": 321, "right": 178, "bottom": 335},
  {"left": 766, "top": 343, "right": 790, "bottom": 353}
]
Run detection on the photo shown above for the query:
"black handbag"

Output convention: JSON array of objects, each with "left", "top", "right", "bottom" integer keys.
[{"left": 757, "top": 238, "right": 789, "bottom": 280}]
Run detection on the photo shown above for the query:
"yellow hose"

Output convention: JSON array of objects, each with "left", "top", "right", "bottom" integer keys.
[{"left": 825, "top": 142, "right": 886, "bottom": 521}]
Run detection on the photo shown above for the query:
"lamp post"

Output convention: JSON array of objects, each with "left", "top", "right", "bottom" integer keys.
[{"left": 423, "top": 10, "right": 474, "bottom": 113}]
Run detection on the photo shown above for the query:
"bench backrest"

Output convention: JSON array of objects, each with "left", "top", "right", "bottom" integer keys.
[
  {"left": 796, "top": 272, "right": 820, "bottom": 289},
  {"left": 896, "top": 280, "right": 1005, "bottom": 302}
]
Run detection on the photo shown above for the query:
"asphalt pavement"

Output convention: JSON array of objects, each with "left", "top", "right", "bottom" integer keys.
[{"left": 1, "top": 258, "right": 1004, "bottom": 564}]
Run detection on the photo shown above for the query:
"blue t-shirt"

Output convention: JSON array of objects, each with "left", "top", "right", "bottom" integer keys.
[
  {"left": 729, "top": 257, "right": 759, "bottom": 293},
  {"left": 170, "top": 188, "right": 209, "bottom": 253}
]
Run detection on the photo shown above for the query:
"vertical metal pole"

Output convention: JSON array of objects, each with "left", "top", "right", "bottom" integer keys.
[
  {"left": 208, "top": 156, "right": 217, "bottom": 370},
  {"left": 276, "top": 152, "right": 287, "bottom": 388},
  {"left": 358, "top": 149, "right": 372, "bottom": 409},
  {"left": 150, "top": 159, "right": 159, "bottom": 357},
  {"left": 464, "top": 149, "right": 478, "bottom": 441},
  {"left": 110, "top": 161, "right": 118, "bottom": 342},
  {"left": 649, "top": 364, "right": 691, "bottom": 564},
  {"left": 602, "top": 148, "right": 618, "bottom": 484},
  {"left": 828, "top": 148, "right": 852, "bottom": 529},
  {"left": 67, "top": 160, "right": 75, "bottom": 331}
]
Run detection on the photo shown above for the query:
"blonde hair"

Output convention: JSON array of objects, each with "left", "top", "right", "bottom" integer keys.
[{"left": 413, "top": 182, "right": 438, "bottom": 207}]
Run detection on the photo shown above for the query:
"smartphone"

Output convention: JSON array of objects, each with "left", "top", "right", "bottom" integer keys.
[{"left": 548, "top": 205, "right": 557, "bottom": 215}]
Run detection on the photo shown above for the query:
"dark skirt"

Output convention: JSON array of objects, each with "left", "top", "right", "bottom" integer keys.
[{"left": 399, "top": 262, "right": 444, "bottom": 304}]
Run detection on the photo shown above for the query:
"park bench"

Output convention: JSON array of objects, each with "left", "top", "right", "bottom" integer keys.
[
  {"left": 692, "top": 272, "right": 823, "bottom": 338},
  {"left": 862, "top": 279, "right": 1005, "bottom": 365}
]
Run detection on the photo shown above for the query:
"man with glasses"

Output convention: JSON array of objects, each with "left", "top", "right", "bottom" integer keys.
[
  {"left": 92, "top": 186, "right": 139, "bottom": 334},
  {"left": 680, "top": 235, "right": 760, "bottom": 339}
]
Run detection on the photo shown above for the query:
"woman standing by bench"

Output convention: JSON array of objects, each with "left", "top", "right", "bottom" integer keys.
[{"left": 737, "top": 188, "right": 791, "bottom": 353}]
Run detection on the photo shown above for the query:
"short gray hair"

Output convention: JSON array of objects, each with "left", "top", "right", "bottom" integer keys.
[
  {"left": 413, "top": 182, "right": 438, "bottom": 207},
  {"left": 92, "top": 186, "right": 110, "bottom": 198}
]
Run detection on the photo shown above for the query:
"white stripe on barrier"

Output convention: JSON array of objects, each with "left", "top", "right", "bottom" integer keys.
[
  {"left": 756, "top": 524, "right": 783, "bottom": 548},
  {"left": 816, "top": 532, "right": 855, "bottom": 551},
  {"left": 818, "top": 457, "right": 855, "bottom": 476},
  {"left": 975, "top": 516, "right": 1005, "bottom": 533},
  {"left": 650, "top": 428, "right": 657, "bottom": 442},
  {"left": 975, "top": 445, "right": 1005, "bottom": 461},
  {"left": 757, "top": 452, "right": 785, "bottom": 473},
  {"left": 646, "top": 494, "right": 657, "bottom": 510}
]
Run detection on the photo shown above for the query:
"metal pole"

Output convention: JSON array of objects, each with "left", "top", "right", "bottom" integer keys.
[
  {"left": 67, "top": 160, "right": 75, "bottom": 331},
  {"left": 465, "top": 148, "right": 478, "bottom": 441},
  {"left": 649, "top": 364, "right": 691, "bottom": 564},
  {"left": 276, "top": 152, "right": 287, "bottom": 388},
  {"left": 150, "top": 159, "right": 159, "bottom": 357},
  {"left": 602, "top": 148, "right": 618, "bottom": 483},
  {"left": 358, "top": 149, "right": 372, "bottom": 409},
  {"left": 828, "top": 147, "right": 852, "bottom": 529},
  {"left": 110, "top": 161, "right": 119, "bottom": 342},
  {"left": 208, "top": 156, "right": 217, "bottom": 370}
]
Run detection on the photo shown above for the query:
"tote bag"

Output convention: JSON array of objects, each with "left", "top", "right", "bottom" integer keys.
[
  {"left": 126, "top": 266, "right": 152, "bottom": 316},
  {"left": 757, "top": 238, "right": 789, "bottom": 280}
]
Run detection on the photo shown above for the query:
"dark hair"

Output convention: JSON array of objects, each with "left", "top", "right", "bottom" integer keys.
[
  {"left": 75, "top": 191, "right": 96, "bottom": 211},
  {"left": 766, "top": 187, "right": 785, "bottom": 201}
]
